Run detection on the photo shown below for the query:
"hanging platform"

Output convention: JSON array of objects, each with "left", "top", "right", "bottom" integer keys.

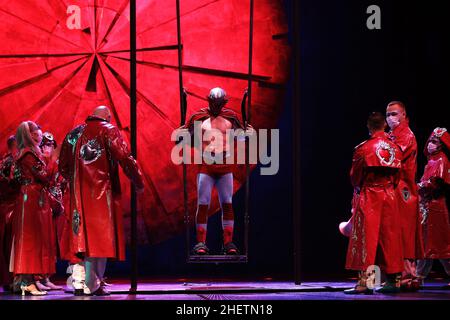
[{"left": 187, "top": 254, "right": 248, "bottom": 264}]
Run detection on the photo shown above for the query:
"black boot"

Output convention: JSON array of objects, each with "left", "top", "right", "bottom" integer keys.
[
  {"left": 87, "top": 286, "right": 111, "bottom": 296},
  {"left": 192, "top": 242, "right": 209, "bottom": 255},
  {"left": 344, "top": 271, "right": 373, "bottom": 295},
  {"left": 223, "top": 242, "right": 239, "bottom": 255},
  {"left": 376, "top": 273, "right": 401, "bottom": 294},
  {"left": 73, "top": 289, "right": 84, "bottom": 296},
  {"left": 344, "top": 285, "right": 373, "bottom": 295}
]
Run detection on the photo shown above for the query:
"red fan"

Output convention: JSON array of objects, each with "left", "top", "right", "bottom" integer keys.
[{"left": 0, "top": 0, "right": 290, "bottom": 244}]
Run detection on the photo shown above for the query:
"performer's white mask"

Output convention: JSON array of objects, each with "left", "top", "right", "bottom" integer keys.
[
  {"left": 386, "top": 115, "right": 400, "bottom": 130},
  {"left": 427, "top": 141, "right": 440, "bottom": 155}
]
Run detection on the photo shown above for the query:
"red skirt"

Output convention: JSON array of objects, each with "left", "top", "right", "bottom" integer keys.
[
  {"left": 11, "top": 184, "right": 56, "bottom": 275},
  {"left": 0, "top": 201, "right": 14, "bottom": 284},
  {"left": 396, "top": 180, "right": 424, "bottom": 259},
  {"left": 199, "top": 163, "right": 234, "bottom": 177},
  {"left": 422, "top": 198, "right": 450, "bottom": 259},
  {"left": 346, "top": 184, "right": 404, "bottom": 274}
]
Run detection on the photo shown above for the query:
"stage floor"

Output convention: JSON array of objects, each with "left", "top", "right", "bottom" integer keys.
[{"left": 1, "top": 279, "right": 449, "bottom": 300}]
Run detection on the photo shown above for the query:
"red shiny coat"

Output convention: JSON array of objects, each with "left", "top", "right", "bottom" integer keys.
[
  {"left": 45, "top": 158, "right": 77, "bottom": 262},
  {"left": 346, "top": 131, "right": 404, "bottom": 273},
  {"left": 418, "top": 150, "right": 450, "bottom": 259},
  {"left": 45, "top": 159, "right": 72, "bottom": 261},
  {"left": 59, "top": 117, "right": 144, "bottom": 260},
  {"left": 0, "top": 152, "right": 16, "bottom": 284},
  {"left": 389, "top": 121, "right": 424, "bottom": 259},
  {"left": 11, "top": 148, "right": 56, "bottom": 275}
]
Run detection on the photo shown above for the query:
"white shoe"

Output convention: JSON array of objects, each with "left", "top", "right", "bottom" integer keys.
[{"left": 20, "top": 284, "right": 47, "bottom": 296}]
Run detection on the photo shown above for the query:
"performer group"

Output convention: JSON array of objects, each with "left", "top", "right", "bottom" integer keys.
[
  {"left": 342, "top": 101, "right": 450, "bottom": 294},
  {"left": 0, "top": 92, "right": 448, "bottom": 296},
  {"left": 0, "top": 87, "right": 253, "bottom": 296}
]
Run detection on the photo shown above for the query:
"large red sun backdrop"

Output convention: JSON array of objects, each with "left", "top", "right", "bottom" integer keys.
[{"left": 0, "top": 0, "right": 290, "bottom": 244}]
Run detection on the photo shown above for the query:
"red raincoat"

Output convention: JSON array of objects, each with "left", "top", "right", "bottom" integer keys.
[
  {"left": 59, "top": 116, "right": 144, "bottom": 260},
  {"left": 346, "top": 131, "right": 404, "bottom": 274},
  {"left": 10, "top": 148, "right": 56, "bottom": 275},
  {"left": 418, "top": 129, "right": 450, "bottom": 259},
  {"left": 388, "top": 121, "right": 424, "bottom": 259},
  {"left": 0, "top": 152, "right": 17, "bottom": 284},
  {"left": 45, "top": 159, "right": 73, "bottom": 262}
]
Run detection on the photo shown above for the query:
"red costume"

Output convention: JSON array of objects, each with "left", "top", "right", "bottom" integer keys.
[
  {"left": 45, "top": 158, "right": 72, "bottom": 261},
  {"left": 10, "top": 148, "right": 56, "bottom": 275},
  {"left": 59, "top": 116, "right": 144, "bottom": 260},
  {"left": 346, "top": 131, "right": 404, "bottom": 274},
  {"left": 184, "top": 107, "right": 245, "bottom": 131},
  {"left": 418, "top": 128, "right": 450, "bottom": 259},
  {"left": 183, "top": 107, "right": 245, "bottom": 175},
  {"left": 388, "top": 121, "right": 424, "bottom": 259},
  {"left": 183, "top": 102, "right": 246, "bottom": 254},
  {"left": 0, "top": 152, "right": 17, "bottom": 285}
]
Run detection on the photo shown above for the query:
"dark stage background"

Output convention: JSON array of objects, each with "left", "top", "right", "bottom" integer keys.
[{"left": 55, "top": 0, "right": 449, "bottom": 281}]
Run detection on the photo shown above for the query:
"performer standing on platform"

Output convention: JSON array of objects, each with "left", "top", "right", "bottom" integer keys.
[
  {"left": 180, "top": 87, "right": 253, "bottom": 255},
  {"left": 386, "top": 101, "right": 424, "bottom": 290},
  {"left": 59, "top": 106, "right": 144, "bottom": 296},
  {"left": 345, "top": 112, "right": 404, "bottom": 294},
  {"left": 10, "top": 121, "right": 54, "bottom": 296},
  {"left": 0, "top": 136, "right": 18, "bottom": 291},
  {"left": 416, "top": 128, "right": 450, "bottom": 286}
]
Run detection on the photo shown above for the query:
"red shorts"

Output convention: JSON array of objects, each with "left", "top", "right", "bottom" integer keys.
[{"left": 199, "top": 163, "right": 234, "bottom": 178}]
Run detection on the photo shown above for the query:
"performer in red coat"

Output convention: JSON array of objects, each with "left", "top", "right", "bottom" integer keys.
[
  {"left": 345, "top": 112, "right": 403, "bottom": 294},
  {"left": 416, "top": 127, "right": 450, "bottom": 284},
  {"left": 31, "top": 132, "right": 64, "bottom": 291},
  {"left": 386, "top": 101, "right": 424, "bottom": 290},
  {"left": 59, "top": 106, "right": 144, "bottom": 296},
  {"left": 10, "top": 121, "right": 53, "bottom": 296},
  {"left": 179, "top": 87, "right": 253, "bottom": 255},
  {"left": 0, "top": 136, "right": 18, "bottom": 291}
]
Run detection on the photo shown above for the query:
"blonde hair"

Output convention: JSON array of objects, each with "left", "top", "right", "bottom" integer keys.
[{"left": 15, "top": 121, "right": 41, "bottom": 154}]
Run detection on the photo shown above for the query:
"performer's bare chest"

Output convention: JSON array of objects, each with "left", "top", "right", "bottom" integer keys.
[{"left": 201, "top": 116, "right": 232, "bottom": 134}]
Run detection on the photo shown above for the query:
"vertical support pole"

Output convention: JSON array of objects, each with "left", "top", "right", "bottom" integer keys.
[
  {"left": 129, "top": 0, "right": 138, "bottom": 293},
  {"left": 175, "top": 0, "right": 189, "bottom": 261},
  {"left": 292, "top": 0, "right": 301, "bottom": 285},
  {"left": 244, "top": 0, "right": 254, "bottom": 258}
]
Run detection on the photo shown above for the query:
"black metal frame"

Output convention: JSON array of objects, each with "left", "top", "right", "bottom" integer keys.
[
  {"left": 129, "top": 0, "right": 138, "bottom": 293},
  {"left": 292, "top": 0, "right": 301, "bottom": 285}
]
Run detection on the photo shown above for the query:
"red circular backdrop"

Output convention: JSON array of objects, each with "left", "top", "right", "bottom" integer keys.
[{"left": 0, "top": 0, "right": 290, "bottom": 244}]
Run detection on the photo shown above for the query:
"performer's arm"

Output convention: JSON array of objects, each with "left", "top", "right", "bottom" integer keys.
[
  {"left": 24, "top": 153, "right": 50, "bottom": 183},
  {"left": 106, "top": 127, "right": 144, "bottom": 190},
  {"left": 418, "top": 158, "right": 448, "bottom": 195}
]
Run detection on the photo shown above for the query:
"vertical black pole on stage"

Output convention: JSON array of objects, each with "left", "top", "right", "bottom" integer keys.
[
  {"left": 292, "top": 0, "right": 301, "bottom": 285},
  {"left": 244, "top": 0, "right": 254, "bottom": 257},
  {"left": 129, "top": 0, "right": 138, "bottom": 293},
  {"left": 175, "top": 0, "right": 189, "bottom": 260}
]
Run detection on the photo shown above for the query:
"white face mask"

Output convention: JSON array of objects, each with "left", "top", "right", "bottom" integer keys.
[
  {"left": 427, "top": 142, "right": 440, "bottom": 155},
  {"left": 386, "top": 116, "right": 400, "bottom": 130}
]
